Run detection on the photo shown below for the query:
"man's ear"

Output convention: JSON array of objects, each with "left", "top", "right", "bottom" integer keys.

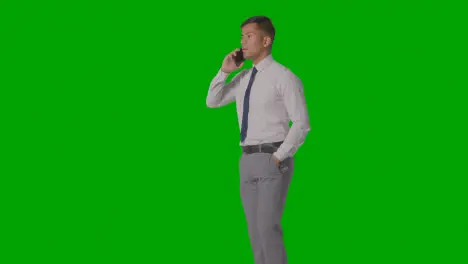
[{"left": 263, "top": 36, "right": 272, "bottom": 48}]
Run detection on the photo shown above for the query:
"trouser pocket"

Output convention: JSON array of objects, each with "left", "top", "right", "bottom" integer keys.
[{"left": 268, "top": 154, "right": 283, "bottom": 174}]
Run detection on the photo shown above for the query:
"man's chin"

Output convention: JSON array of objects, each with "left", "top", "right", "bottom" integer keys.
[{"left": 243, "top": 52, "right": 256, "bottom": 61}]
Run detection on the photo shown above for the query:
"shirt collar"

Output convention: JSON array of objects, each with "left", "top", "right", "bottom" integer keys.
[{"left": 252, "top": 53, "right": 274, "bottom": 72}]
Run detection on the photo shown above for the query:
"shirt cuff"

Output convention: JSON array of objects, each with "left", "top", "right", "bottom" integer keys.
[
  {"left": 272, "top": 151, "right": 286, "bottom": 162},
  {"left": 219, "top": 69, "right": 229, "bottom": 78}
]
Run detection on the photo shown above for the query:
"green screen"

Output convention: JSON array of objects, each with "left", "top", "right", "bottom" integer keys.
[{"left": 1, "top": 1, "right": 466, "bottom": 264}]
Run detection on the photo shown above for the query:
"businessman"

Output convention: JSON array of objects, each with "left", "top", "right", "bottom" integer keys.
[{"left": 206, "top": 16, "right": 311, "bottom": 264}]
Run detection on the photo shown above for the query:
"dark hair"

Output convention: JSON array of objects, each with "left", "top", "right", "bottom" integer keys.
[{"left": 241, "top": 16, "right": 275, "bottom": 47}]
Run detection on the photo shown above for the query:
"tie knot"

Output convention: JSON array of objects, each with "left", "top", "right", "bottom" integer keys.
[{"left": 252, "top": 67, "right": 258, "bottom": 74}]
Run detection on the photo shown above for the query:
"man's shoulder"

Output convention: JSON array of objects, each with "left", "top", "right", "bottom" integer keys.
[
  {"left": 270, "top": 61, "right": 301, "bottom": 81},
  {"left": 269, "top": 63, "right": 302, "bottom": 89}
]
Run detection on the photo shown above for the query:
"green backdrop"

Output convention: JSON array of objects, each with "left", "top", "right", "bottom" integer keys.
[{"left": 1, "top": 1, "right": 466, "bottom": 264}]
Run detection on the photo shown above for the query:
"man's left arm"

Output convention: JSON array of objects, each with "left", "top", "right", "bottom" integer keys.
[{"left": 273, "top": 71, "right": 311, "bottom": 162}]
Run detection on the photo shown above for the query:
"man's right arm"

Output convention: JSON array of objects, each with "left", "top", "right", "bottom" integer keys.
[{"left": 206, "top": 69, "right": 245, "bottom": 108}]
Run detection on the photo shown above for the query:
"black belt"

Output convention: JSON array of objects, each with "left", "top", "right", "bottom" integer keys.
[{"left": 242, "top": 141, "right": 283, "bottom": 154}]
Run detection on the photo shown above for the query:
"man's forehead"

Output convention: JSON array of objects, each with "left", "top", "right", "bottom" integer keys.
[{"left": 242, "top": 30, "right": 256, "bottom": 35}]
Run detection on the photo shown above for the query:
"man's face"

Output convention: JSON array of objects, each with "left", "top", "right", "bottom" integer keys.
[{"left": 240, "top": 23, "right": 269, "bottom": 60}]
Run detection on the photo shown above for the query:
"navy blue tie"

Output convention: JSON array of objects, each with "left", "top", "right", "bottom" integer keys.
[{"left": 240, "top": 67, "right": 258, "bottom": 143}]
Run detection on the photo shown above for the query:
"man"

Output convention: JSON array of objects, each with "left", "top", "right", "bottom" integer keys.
[{"left": 206, "top": 16, "right": 311, "bottom": 264}]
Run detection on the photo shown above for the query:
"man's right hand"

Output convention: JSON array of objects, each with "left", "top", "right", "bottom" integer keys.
[{"left": 221, "top": 48, "right": 244, "bottom": 73}]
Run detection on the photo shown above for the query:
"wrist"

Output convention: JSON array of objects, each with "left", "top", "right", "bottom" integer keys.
[
  {"left": 272, "top": 153, "right": 280, "bottom": 164},
  {"left": 273, "top": 152, "right": 282, "bottom": 163},
  {"left": 220, "top": 68, "right": 231, "bottom": 74}
]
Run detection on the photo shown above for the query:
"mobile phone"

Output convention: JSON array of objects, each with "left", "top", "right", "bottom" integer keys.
[{"left": 234, "top": 48, "right": 244, "bottom": 66}]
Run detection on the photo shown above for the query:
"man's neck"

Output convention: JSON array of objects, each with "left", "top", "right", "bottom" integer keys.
[{"left": 253, "top": 50, "right": 271, "bottom": 65}]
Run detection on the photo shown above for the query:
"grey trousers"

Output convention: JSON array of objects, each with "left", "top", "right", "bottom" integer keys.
[{"left": 239, "top": 151, "right": 294, "bottom": 264}]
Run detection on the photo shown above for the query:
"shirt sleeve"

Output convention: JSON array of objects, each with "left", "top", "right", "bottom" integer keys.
[
  {"left": 273, "top": 71, "right": 311, "bottom": 161},
  {"left": 206, "top": 69, "right": 245, "bottom": 108}
]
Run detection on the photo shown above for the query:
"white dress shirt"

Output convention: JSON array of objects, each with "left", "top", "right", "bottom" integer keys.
[{"left": 206, "top": 54, "right": 311, "bottom": 161}]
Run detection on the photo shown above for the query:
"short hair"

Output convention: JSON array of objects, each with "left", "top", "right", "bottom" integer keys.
[{"left": 241, "top": 16, "right": 276, "bottom": 47}]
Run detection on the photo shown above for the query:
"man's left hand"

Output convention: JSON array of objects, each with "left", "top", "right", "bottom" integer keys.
[{"left": 272, "top": 155, "right": 281, "bottom": 167}]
